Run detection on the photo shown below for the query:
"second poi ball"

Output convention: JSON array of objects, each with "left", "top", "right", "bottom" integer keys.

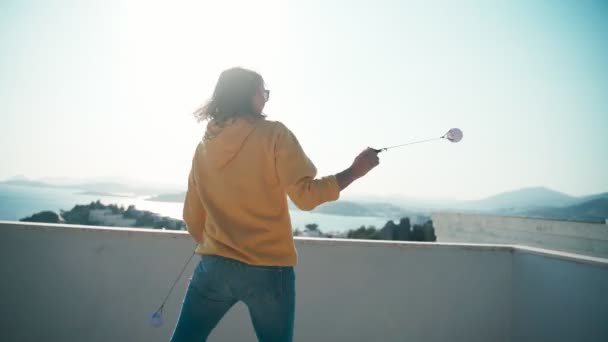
[
  {"left": 446, "top": 128, "right": 463, "bottom": 143},
  {"left": 149, "top": 310, "right": 164, "bottom": 328}
]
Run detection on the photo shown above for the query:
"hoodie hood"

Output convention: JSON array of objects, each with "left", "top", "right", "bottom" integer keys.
[{"left": 202, "top": 118, "right": 258, "bottom": 169}]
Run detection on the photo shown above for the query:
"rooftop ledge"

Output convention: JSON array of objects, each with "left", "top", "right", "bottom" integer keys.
[
  {"left": 1, "top": 221, "right": 607, "bottom": 342},
  {"left": 3, "top": 220, "right": 606, "bottom": 267}
]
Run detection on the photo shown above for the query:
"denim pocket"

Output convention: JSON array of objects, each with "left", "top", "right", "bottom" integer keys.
[{"left": 191, "top": 256, "right": 234, "bottom": 302}]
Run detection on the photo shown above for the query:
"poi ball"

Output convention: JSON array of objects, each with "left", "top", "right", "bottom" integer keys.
[
  {"left": 149, "top": 310, "right": 164, "bottom": 327},
  {"left": 445, "top": 128, "right": 463, "bottom": 143}
]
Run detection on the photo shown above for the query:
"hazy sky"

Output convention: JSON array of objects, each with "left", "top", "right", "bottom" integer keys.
[{"left": 1, "top": 0, "right": 607, "bottom": 199}]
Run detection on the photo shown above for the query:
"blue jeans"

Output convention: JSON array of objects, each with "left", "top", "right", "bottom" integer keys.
[{"left": 170, "top": 255, "right": 296, "bottom": 342}]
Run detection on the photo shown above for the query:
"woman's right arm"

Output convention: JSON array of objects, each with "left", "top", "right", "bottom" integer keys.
[{"left": 274, "top": 123, "right": 379, "bottom": 210}]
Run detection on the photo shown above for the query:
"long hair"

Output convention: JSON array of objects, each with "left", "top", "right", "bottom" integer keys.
[{"left": 194, "top": 67, "right": 265, "bottom": 123}]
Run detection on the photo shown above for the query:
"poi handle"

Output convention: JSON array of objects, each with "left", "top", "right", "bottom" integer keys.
[{"left": 370, "top": 147, "right": 385, "bottom": 154}]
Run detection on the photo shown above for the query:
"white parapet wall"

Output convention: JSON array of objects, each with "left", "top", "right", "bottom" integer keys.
[
  {"left": 0, "top": 221, "right": 607, "bottom": 342},
  {"left": 432, "top": 212, "right": 608, "bottom": 258}
]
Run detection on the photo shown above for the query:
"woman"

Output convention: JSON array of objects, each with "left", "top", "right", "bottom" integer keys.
[{"left": 170, "top": 67, "right": 380, "bottom": 342}]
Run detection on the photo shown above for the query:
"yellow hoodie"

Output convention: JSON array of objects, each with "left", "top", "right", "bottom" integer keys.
[{"left": 183, "top": 117, "right": 340, "bottom": 266}]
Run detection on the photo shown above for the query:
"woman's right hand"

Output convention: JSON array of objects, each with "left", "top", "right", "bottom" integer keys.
[
  {"left": 335, "top": 148, "right": 380, "bottom": 191},
  {"left": 350, "top": 148, "right": 380, "bottom": 179}
]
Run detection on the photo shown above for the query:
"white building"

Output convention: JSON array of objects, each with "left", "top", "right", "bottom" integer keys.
[
  {"left": 89, "top": 209, "right": 137, "bottom": 227},
  {"left": 432, "top": 212, "right": 608, "bottom": 258}
]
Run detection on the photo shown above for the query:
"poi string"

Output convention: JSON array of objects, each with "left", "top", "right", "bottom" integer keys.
[
  {"left": 149, "top": 249, "right": 197, "bottom": 328},
  {"left": 372, "top": 128, "right": 463, "bottom": 153}
]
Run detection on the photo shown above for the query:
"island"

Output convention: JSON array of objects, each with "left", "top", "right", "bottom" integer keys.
[{"left": 21, "top": 200, "right": 184, "bottom": 230}]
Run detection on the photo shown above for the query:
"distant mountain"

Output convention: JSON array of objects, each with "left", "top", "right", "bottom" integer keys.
[
  {"left": 0, "top": 177, "right": 183, "bottom": 196},
  {"left": 463, "top": 187, "right": 576, "bottom": 212},
  {"left": 313, "top": 201, "right": 412, "bottom": 217},
  {"left": 70, "top": 182, "right": 144, "bottom": 195},
  {"left": 578, "top": 192, "right": 608, "bottom": 204},
  {"left": 288, "top": 199, "right": 424, "bottom": 220},
  {"left": 146, "top": 192, "right": 186, "bottom": 202},
  {"left": 77, "top": 191, "right": 134, "bottom": 198},
  {"left": 6, "top": 175, "right": 30, "bottom": 182},
  {"left": 370, "top": 188, "right": 608, "bottom": 212},
  {"left": 346, "top": 194, "right": 457, "bottom": 211},
  {"left": 1, "top": 179, "right": 58, "bottom": 188},
  {"left": 523, "top": 198, "right": 608, "bottom": 223}
]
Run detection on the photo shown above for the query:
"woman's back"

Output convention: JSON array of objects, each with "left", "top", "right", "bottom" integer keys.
[{"left": 184, "top": 117, "right": 340, "bottom": 266}]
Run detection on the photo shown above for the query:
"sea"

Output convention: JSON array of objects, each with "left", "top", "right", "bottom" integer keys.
[{"left": 0, "top": 184, "right": 392, "bottom": 233}]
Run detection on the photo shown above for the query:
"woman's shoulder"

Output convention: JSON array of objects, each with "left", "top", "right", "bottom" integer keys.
[{"left": 255, "top": 118, "right": 290, "bottom": 134}]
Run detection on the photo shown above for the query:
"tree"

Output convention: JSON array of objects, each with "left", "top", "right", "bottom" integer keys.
[
  {"left": 411, "top": 224, "right": 424, "bottom": 241},
  {"left": 380, "top": 220, "right": 397, "bottom": 240},
  {"left": 124, "top": 205, "right": 139, "bottom": 219},
  {"left": 347, "top": 226, "right": 380, "bottom": 240},
  {"left": 61, "top": 205, "right": 91, "bottom": 225},
  {"left": 20, "top": 211, "right": 62, "bottom": 223},
  {"left": 91, "top": 200, "right": 104, "bottom": 210},
  {"left": 394, "top": 218, "right": 411, "bottom": 241},
  {"left": 411, "top": 220, "right": 436, "bottom": 242},
  {"left": 135, "top": 212, "right": 156, "bottom": 227},
  {"left": 304, "top": 223, "right": 319, "bottom": 232},
  {"left": 421, "top": 219, "right": 437, "bottom": 242}
]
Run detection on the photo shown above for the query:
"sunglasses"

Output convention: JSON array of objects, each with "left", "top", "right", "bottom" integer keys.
[{"left": 263, "top": 89, "right": 270, "bottom": 102}]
